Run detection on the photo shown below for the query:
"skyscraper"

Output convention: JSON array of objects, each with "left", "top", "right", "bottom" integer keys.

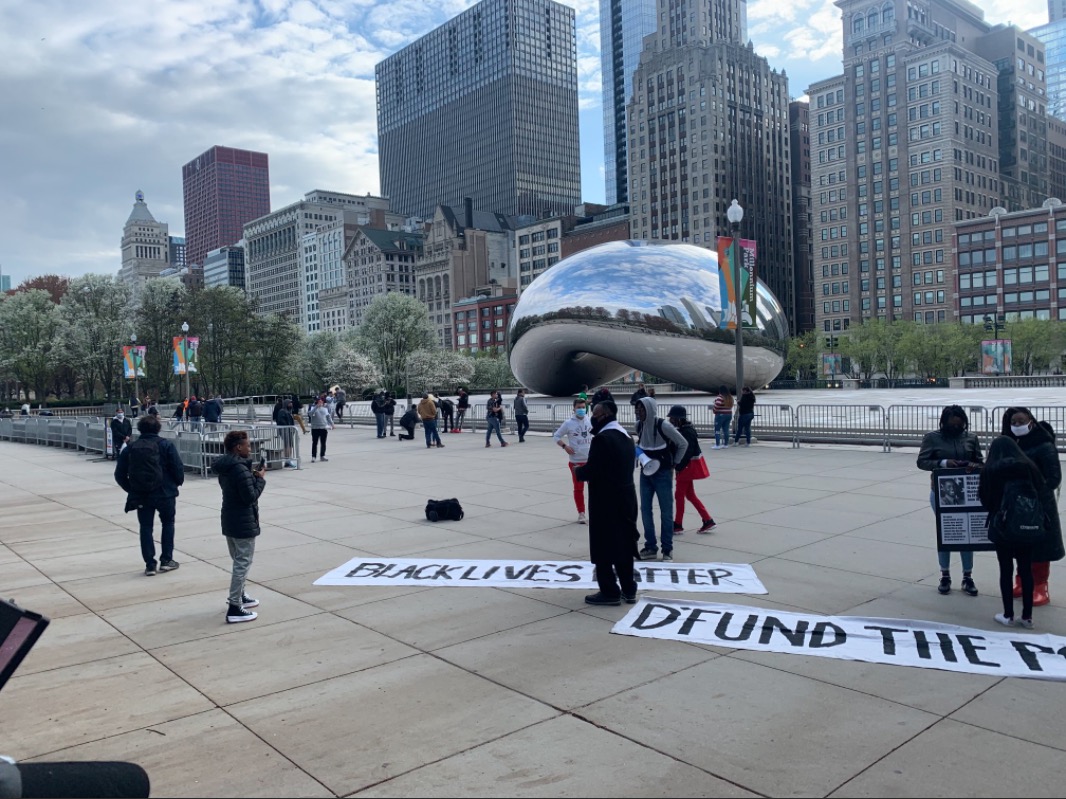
[
  {"left": 182, "top": 146, "right": 270, "bottom": 269},
  {"left": 376, "top": 0, "right": 581, "bottom": 219},
  {"left": 600, "top": 0, "right": 657, "bottom": 204},
  {"left": 119, "top": 190, "right": 170, "bottom": 299},
  {"left": 626, "top": 0, "right": 794, "bottom": 322},
  {"left": 1031, "top": 16, "right": 1066, "bottom": 120}
]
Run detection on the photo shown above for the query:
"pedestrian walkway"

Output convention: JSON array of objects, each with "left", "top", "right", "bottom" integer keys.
[{"left": 1, "top": 427, "right": 1063, "bottom": 797}]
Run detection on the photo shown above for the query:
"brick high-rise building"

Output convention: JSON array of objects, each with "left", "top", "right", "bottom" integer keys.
[{"left": 182, "top": 146, "right": 271, "bottom": 269}]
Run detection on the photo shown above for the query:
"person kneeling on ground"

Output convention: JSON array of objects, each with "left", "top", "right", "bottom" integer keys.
[
  {"left": 398, "top": 404, "right": 419, "bottom": 441},
  {"left": 212, "top": 430, "right": 266, "bottom": 624}
]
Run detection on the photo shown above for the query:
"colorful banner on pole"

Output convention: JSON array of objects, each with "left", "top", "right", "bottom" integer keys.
[
  {"left": 821, "top": 353, "right": 842, "bottom": 377},
  {"left": 316, "top": 557, "right": 767, "bottom": 594},
  {"left": 933, "top": 467, "right": 993, "bottom": 552},
  {"left": 981, "top": 339, "right": 1012, "bottom": 374},
  {"left": 612, "top": 597, "right": 1066, "bottom": 682},
  {"left": 172, "top": 336, "right": 199, "bottom": 375},
  {"left": 122, "top": 346, "right": 146, "bottom": 379},
  {"left": 716, "top": 237, "right": 758, "bottom": 330}
]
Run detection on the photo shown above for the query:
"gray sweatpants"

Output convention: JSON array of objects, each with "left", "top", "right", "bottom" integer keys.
[{"left": 226, "top": 536, "right": 256, "bottom": 607}]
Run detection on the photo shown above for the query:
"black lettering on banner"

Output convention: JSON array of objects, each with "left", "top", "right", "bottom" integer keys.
[
  {"left": 525, "top": 565, "right": 551, "bottom": 583},
  {"left": 707, "top": 568, "right": 734, "bottom": 586},
  {"left": 459, "top": 566, "right": 481, "bottom": 581},
  {"left": 1011, "top": 641, "right": 1055, "bottom": 672},
  {"left": 759, "top": 616, "right": 810, "bottom": 647},
  {"left": 715, "top": 612, "right": 759, "bottom": 642},
  {"left": 913, "top": 630, "right": 933, "bottom": 660},
  {"left": 481, "top": 566, "right": 500, "bottom": 580},
  {"left": 504, "top": 565, "right": 535, "bottom": 580},
  {"left": 345, "top": 562, "right": 388, "bottom": 579},
  {"left": 556, "top": 565, "right": 582, "bottom": 582},
  {"left": 810, "top": 621, "right": 846, "bottom": 648},
  {"left": 389, "top": 565, "right": 419, "bottom": 580},
  {"left": 679, "top": 608, "right": 722, "bottom": 636},
  {"left": 865, "top": 625, "right": 909, "bottom": 656},
  {"left": 687, "top": 570, "right": 710, "bottom": 586},
  {"left": 956, "top": 634, "right": 1000, "bottom": 668},
  {"left": 432, "top": 565, "right": 461, "bottom": 580},
  {"left": 414, "top": 564, "right": 445, "bottom": 579},
  {"left": 632, "top": 603, "right": 682, "bottom": 630},
  {"left": 935, "top": 632, "right": 958, "bottom": 663}
]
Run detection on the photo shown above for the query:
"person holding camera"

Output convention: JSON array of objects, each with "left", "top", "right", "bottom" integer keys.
[{"left": 212, "top": 430, "right": 266, "bottom": 624}]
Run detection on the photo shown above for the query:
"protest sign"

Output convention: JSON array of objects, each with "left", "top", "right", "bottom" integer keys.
[
  {"left": 612, "top": 597, "right": 1066, "bottom": 681},
  {"left": 316, "top": 558, "right": 767, "bottom": 594},
  {"left": 933, "top": 467, "right": 993, "bottom": 551}
]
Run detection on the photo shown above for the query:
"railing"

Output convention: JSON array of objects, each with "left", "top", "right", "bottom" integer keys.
[{"left": 952, "top": 376, "right": 1066, "bottom": 389}]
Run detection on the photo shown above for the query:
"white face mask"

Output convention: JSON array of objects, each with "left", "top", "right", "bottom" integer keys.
[{"left": 1011, "top": 423, "right": 1032, "bottom": 437}]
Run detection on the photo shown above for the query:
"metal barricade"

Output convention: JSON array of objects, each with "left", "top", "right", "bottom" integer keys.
[
  {"left": 84, "top": 421, "right": 106, "bottom": 455},
  {"left": 749, "top": 404, "right": 797, "bottom": 444},
  {"left": 794, "top": 404, "right": 888, "bottom": 450}
]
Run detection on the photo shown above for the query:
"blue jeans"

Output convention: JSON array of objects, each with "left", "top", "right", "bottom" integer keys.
[
  {"left": 735, "top": 413, "right": 754, "bottom": 444},
  {"left": 375, "top": 413, "right": 386, "bottom": 437},
  {"left": 714, "top": 414, "right": 732, "bottom": 446},
  {"left": 930, "top": 490, "right": 973, "bottom": 571},
  {"left": 640, "top": 468, "right": 674, "bottom": 554},
  {"left": 423, "top": 418, "right": 441, "bottom": 446},
  {"left": 486, "top": 416, "right": 505, "bottom": 444}
]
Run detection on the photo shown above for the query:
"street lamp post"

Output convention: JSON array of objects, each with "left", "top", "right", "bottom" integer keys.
[
  {"left": 181, "top": 321, "right": 191, "bottom": 402},
  {"left": 726, "top": 199, "right": 745, "bottom": 395}
]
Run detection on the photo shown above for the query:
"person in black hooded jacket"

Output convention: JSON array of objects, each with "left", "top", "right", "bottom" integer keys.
[
  {"left": 1002, "top": 407, "right": 1064, "bottom": 606},
  {"left": 212, "top": 430, "right": 266, "bottom": 624}
]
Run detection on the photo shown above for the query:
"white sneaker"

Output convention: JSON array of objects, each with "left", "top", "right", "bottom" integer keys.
[
  {"left": 320, "top": 456, "right": 328, "bottom": 462},
  {"left": 311, "top": 458, "right": 316, "bottom": 463},
  {"left": 578, "top": 512, "right": 587, "bottom": 525},
  {"left": 994, "top": 613, "right": 1015, "bottom": 627},
  {"left": 1017, "top": 618, "right": 1034, "bottom": 629}
]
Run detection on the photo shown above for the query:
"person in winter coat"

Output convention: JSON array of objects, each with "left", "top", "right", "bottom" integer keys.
[
  {"left": 553, "top": 398, "right": 593, "bottom": 524},
  {"left": 667, "top": 405, "right": 715, "bottom": 534},
  {"left": 979, "top": 436, "right": 1050, "bottom": 629},
  {"left": 308, "top": 398, "right": 334, "bottom": 462},
  {"left": 734, "top": 386, "right": 757, "bottom": 446},
  {"left": 109, "top": 410, "right": 132, "bottom": 460},
  {"left": 634, "top": 396, "right": 688, "bottom": 562},
  {"left": 1002, "top": 407, "right": 1064, "bottom": 606},
  {"left": 212, "top": 429, "right": 266, "bottom": 624},
  {"left": 275, "top": 401, "right": 298, "bottom": 469},
  {"left": 575, "top": 400, "right": 640, "bottom": 606},
  {"left": 384, "top": 392, "right": 397, "bottom": 436},
  {"left": 455, "top": 388, "right": 470, "bottom": 432},
  {"left": 418, "top": 393, "right": 443, "bottom": 448},
  {"left": 629, "top": 382, "right": 648, "bottom": 406},
  {"left": 372, "top": 390, "right": 388, "bottom": 438},
  {"left": 398, "top": 405, "right": 419, "bottom": 441},
  {"left": 514, "top": 388, "right": 530, "bottom": 443},
  {"left": 917, "top": 405, "right": 984, "bottom": 596}
]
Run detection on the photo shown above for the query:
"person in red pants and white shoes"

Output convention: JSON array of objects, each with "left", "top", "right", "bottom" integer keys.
[
  {"left": 1002, "top": 408, "right": 1064, "bottom": 606},
  {"left": 668, "top": 405, "right": 716, "bottom": 534},
  {"left": 553, "top": 398, "right": 593, "bottom": 524}
]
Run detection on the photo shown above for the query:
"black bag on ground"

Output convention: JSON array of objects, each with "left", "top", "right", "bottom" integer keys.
[
  {"left": 127, "top": 438, "right": 164, "bottom": 495},
  {"left": 425, "top": 498, "right": 464, "bottom": 522},
  {"left": 992, "top": 478, "right": 1048, "bottom": 545}
]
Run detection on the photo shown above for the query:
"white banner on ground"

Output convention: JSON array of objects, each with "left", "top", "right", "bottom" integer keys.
[
  {"left": 315, "top": 558, "right": 767, "bottom": 594},
  {"left": 612, "top": 597, "right": 1066, "bottom": 682}
]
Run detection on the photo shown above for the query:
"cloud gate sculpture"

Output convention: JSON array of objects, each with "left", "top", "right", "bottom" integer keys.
[{"left": 508, "top": 241, "right": 788, "bottom": 396}]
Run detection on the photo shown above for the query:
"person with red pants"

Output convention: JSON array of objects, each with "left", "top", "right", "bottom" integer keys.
[
  {"left": 1002, "top": 408, "right": 1064, "bottom": 605},
  {"left": 668, "top": 406, "right": 716, "bottom": 534},
  {"left": 553, "top": 398, "right": 592, "bottom": 524}
]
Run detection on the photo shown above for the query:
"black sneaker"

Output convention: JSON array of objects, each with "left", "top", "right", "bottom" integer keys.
[
  {"left": 673, "top": 522, "right": 683, "bottom": 533},
  {"left": 961, "top": 576, "right": 978, "bottom": 597},
  {"left": 226, "top": 605, "right": 258, "bottom": 623},
  {"left": 698, "top": 518, "right": 717, "bottom": 533},
  {"left": 584, "top": 592, "right": 622, "bottom": 606},
  {"left": 159, "top": 559, "right": 180, "bottom": 572},
  {"left": 622, "top": 591, "right": 638, "bottom": 604},
  {"left": 638, "top": 547, "right": 658, "bottom": 561},
  {"left": 241, "top": 593, "right": 260, "bottom": 609},
  {"left": 937, "top": 575, "right": 951, "bottom": 595},
  {"left": 145, "top": 564, "right": 157, "bottom": 576}
]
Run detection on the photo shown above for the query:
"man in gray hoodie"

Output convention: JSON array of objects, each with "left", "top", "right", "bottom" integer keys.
[{"left": 634, "top": 396, "right": 688, "bottom": 562}]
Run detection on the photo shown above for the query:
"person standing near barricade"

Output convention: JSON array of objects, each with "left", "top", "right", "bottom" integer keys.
[
  {"left": 485, "top": 390, "right": 508, "bottom": 448},
  {"left": 129, "top": 393, "right": 141, "bottom": 418},
  {"left": 668, "top": 405, "right": 716, "bottom": 534},
  {"left": 335, "top": 386, "right": 346, "bottom": 421},
  {"left": 629, "top": 382, "right": 648, "bottom": 407},
  {"left": 170, "top": 400, "right": 185, "bottom": 431},
  {"left": 634, "top": 396, "right": 688, "bottom": 562},
  {"left": 554, "top": 398, "right": 592, "bottom": 524},
  {"left": 734, "top": 386, "right": 756, "bottom": 446},
  {"left": 372, "top": 389, "right": 388, "bottom": 439},
  {"left": 711, "top": 386, "right": 734, "bottom": 449},
  {"left": 212, "top": 429, "right": 265, "bottom": 624},
  {"left": 1002, "top": 407, "right": 1064, "bottom": 606},
  {"left": 384, "top": 391, "right": 397, "bottom": 436},
  {"left": 418, "top": 393, "right": 443, "bottom": 448},
  {"left": 115, "top": 415, "right": 185, "bottom": 576},
  {"left": 275, "top": 400, "right": 298, "bottom": 469},
  {"left": 917, "top": 405, "right": 984, "bottom": 596},
  {"left": 514, "top": 388, "right": 530, "bottom": 443},
  {"left": 109, "top": 409, "right": 132, "bottom": 460},
  {"left": 575, "top": 400, "right": 640, "bottom": 606},
  {"left": 187, "top": 395, "right": 204, "bottom": 433},
  {"left": 440, "top": 396, "right": 455, "bottom": 433},
  {"left": 455, "top": 388, "right": 470, "bottom": 433},
  {"left": 309, "top": 398, "right": 334, "bottom": 463},
  {"left": 290, "top": 395, "right": 307, "bottom": 434},
  {"left": 203, "top": 393, "right": 223, "bottom": 430}
]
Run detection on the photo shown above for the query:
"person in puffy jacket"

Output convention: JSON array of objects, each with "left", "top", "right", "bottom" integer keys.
[{"left": 212, "top": 429, "right": 266, "bottom": 624}]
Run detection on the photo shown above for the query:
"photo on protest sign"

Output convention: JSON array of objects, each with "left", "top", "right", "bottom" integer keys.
[
  {"left": 612, "top": 597, "right": 1066, "bottom": 682},
  {"left": 933, "top": 467, "right": 992, "bottom": 552}
]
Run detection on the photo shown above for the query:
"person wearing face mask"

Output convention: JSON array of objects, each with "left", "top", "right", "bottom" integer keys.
[
  {"left": 553, "top": 398, "right": 593, "bottom": 523},
  {"left": 109, "top": 409, "right": 133, "bottom": 460},
  {"left": 1002, "top": 407, "right": 1064, "bottom": 606},
  {"left": 917, "top": 405, "right": 984, "bottom": 596}
]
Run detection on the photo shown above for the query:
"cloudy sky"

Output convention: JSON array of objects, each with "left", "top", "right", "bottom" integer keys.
[{"left": 0, "top": 0, "right": 1049, "bottom": 284}]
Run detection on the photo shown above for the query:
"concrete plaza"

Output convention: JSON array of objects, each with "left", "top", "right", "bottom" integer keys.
[{"left": 1, "top": 420, "right": 1064, "bottom": 797}]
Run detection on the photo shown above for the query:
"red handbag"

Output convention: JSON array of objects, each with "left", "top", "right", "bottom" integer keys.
[{"left": 685, "top": 455, "right": 710, "bottom": 480}]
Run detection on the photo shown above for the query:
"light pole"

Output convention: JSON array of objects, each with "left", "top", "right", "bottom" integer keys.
[
  {"left": 130, "top": 333, "right": 140, "bottom": 410},
  {"left": 181, "top": 321, "right": 191, "bottom": 401},
  {"left": 727, "top": 199, "right": 745, "bottom": 395}
]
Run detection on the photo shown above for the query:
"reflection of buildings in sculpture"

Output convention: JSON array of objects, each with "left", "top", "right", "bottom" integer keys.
[
  {"left": 509, "top": 241, "right": 788, "bottom": 395},
  {"left": 453, "top": 285, "right": 518, "bottom": 355}
]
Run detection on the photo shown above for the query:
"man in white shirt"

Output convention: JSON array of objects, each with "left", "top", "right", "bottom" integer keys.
[{"left": 553, "top": 398, "right": 593, "bottom": 524}]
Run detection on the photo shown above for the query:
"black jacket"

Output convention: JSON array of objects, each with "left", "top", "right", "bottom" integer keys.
[
  {"left": 575, "top": 428, "right": 640, "bottom": 562},
  {"left": 211, "top": 454, "right": 265, "bottom": 539},
  {"left": 674, "top": 424, "right": 702, "bottom": 472},
  {"left": 114, "top": 433, "right": 185, "bottom": 504},
  {"left": 979, "top": 458, "right": 1048, "bottom": 547},
  {"left": 400, "top": 407, "right": 418, "bottom": 430},
  {"left": 1009, "top": 423, "right": 1064, "bottom": 561},
  {"left": 110, "top": 416, "right": 132, "bottom": 444},
  {"left": 591, "top": 389, "right": 613, "bottom": 406},
  {"left": 738, "top": 392, "right": 756, "bottom": 415},
  {"left": 917, "top": 430, "right": 983, "bottom": 487},
  {"left": 629, "top": 387, "right": 647, "bottom": 406},
  {"left": 203, "top": 398, "right": 222, "bottom": 423},
  {"left": 275, "top": 408, "right": 295, "bottom": 427}
]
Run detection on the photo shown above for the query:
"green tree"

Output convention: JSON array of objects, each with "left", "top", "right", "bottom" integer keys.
[
  {"left": 943, "top": 323, "right": 983, "bottom": 377},
  {"left": 326, "top": 347, "right": 381, "bottom": 395},
  {"left": 60, "top": 275, "right": 133, "bottom": 399},
  {"left": 404, "top": 349, "right": 475, "bottom": 395},
  {"left": 1006, "top": 318, "right": 1065, "bottom": 375},
  {"left": 293, "top": 331, "right": 344, "bottom": 394},
  {"left": 134, "top": 278, "right": 188, "bottom": 400},
  {"left": 784, "top": 331, "right": 819, "bottom": 380},
  {"left": 249, "top": 315, "right": 301, "bottom": 395},
  {"left": 187, "top": 286, "right": 258, "bottom": 397},
  {"left": 0, "top": 290, "right": 62, "bottom": 402},
  {"left": 471, "top": 350, "right": 517, "bottom": 390},
  {"left": 356, "top": 294, "right": 435, "bottom": 390}
]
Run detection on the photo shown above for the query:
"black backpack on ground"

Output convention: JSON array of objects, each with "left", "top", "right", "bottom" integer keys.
[
  {"left": 127, "top": 438, "right": 164, "bottom": 495},
  {"left": 992, "top": 478, "right": 1048, "bottom": 546},
  {"left": 425, "top": 498, "right": 464, "bottom": 522}
]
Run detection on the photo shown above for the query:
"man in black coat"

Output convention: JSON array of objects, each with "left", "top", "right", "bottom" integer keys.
[
  {"left": 212, "top": 429, "right": 266, "bottom": 623},
  {"left": 575, "top": 400, "right": 640, "bottom": 606},
  {"left": 115, "top": 415, "right": 185, "bottom": 576},
  {"left": 109, "top": 410, "right": 132, "bottom": 460}
]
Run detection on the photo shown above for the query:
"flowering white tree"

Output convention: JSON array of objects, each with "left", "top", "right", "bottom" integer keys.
[
  {"left": 403, "top": 349, "right": 475, "bottom": 395},
  {"left": 0, "top": 290, "right": 62, "bottom": 402},
  {"left": 326, "top": 347, "right": 381, "bottom": 396},
  {"left": 60, "top": 274, "right": 133, "bottom": 400}
]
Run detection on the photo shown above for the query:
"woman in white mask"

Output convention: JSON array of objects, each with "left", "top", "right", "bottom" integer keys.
[{"left": 1002, "top": 407, "right": 1064, "bottom": 606}]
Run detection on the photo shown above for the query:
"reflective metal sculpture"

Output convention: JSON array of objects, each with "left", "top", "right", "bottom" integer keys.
[{"left": 508, "top": 241, "right": 788, "bottom": 395}]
